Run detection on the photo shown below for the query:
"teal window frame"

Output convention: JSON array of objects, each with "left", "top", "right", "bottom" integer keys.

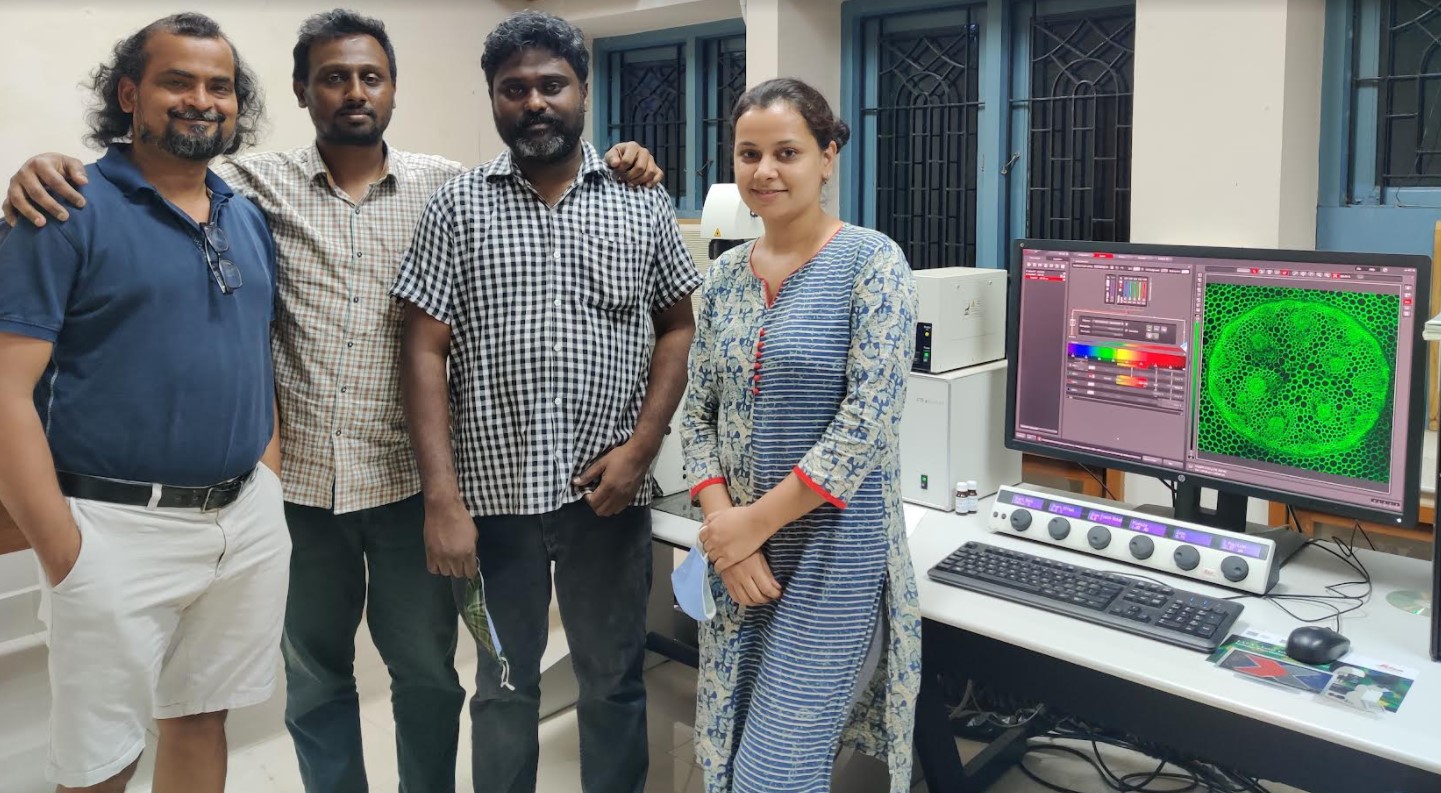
[
  {"left": 841, "top": 0, "right": 1134, "bottom": 270},
  {"left": 1317, "top": 0, "right": 1441, "bottom": 255},
  {"left": 593, "top": 19, "right": 746, "bottom": 217}
]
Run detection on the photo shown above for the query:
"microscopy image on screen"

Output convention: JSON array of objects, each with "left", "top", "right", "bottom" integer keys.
[{"left": 1197, "top": 283, "right": 1398, "bottom": 483}]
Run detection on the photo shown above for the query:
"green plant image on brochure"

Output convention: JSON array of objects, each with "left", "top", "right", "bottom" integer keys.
[{"left": 1197, "top": 283, "right": 1397, "bottom": 483}]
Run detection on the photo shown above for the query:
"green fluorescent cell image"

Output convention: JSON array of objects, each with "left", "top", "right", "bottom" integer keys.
[{"left": 1198, "top": 283, "right": 1398, "bottom": 483}]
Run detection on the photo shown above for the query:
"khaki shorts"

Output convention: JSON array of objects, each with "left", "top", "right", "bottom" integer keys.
[{"left": 38, "top": 464, "right": 291, "bottom": 788}]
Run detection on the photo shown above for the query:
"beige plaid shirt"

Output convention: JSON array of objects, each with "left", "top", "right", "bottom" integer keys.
[{"left": 215, "top": 145, "right": 462, "bottom": 513}]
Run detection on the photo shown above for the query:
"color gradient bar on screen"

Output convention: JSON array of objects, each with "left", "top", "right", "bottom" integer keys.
[
  {"left": 1115, "top": 374, "right": 1149, "bottom": 388},
  {"left": 1068, "top": 342, "right": 1187, "bottom": 370}
]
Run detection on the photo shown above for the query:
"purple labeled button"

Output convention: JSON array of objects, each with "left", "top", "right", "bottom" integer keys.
[
  {"left": 1173, "top": 528, "right": 1215, "bottom": 547},
  {"left": 1087, "top": 510, "right": 1124, "bottom": 528},
  {"left": 1010, "top": 494, "right": 1046, "bottom": 509},
  {"left": 1127, "top": 518, "right": 1168, "bottom": 537}
]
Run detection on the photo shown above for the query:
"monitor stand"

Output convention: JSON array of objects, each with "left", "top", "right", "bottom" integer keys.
[{"left": 1133, "top": 481, "right": 1308, "bottom": 566}]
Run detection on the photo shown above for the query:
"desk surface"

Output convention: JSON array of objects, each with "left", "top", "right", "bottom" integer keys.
[
  {"left": 651, "top": 499, "right": 1441, "bottom": 775},
  {"left": 913, "top": 501, "right": 1440, "bottom": 776}
]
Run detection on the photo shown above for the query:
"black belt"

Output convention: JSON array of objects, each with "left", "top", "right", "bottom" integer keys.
[{"left": 57, "top": 469, "right": 256, "bottom": 511}]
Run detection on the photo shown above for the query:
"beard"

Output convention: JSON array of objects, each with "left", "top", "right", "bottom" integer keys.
[
  {"left": 320, "top": 108, "right": 387, "bottom": 146},
  {"left": 500, "top": 109, "right": 583, "bottom": 164},
  {"left": 138, "top": 109, "right": 233, "bottom": 161}
]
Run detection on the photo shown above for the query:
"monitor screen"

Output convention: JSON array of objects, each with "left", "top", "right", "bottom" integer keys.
[{"left": 1008, "top": 241, "right": 1428, "bottom": 526}]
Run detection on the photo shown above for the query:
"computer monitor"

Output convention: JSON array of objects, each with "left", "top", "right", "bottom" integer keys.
[{"left": 1006, "top": 240, "right": 1429, "bottom": 535}]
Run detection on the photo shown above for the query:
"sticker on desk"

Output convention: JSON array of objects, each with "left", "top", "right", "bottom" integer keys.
[
  {"left": 1208, "top": 630, "right": 1416, "bottom": 714},
  {"left": 1217, "top": 648, "right": 1333, "bottom": 693}
]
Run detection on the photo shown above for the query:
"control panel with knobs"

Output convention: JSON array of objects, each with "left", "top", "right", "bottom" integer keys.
[{"left": 987, "top": 485, "right": 1281, "bottom": 595}]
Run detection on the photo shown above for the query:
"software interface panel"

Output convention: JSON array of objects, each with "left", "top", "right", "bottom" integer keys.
[{"left": 1014, "top": 247, "right": 1418, "bottom": 516}]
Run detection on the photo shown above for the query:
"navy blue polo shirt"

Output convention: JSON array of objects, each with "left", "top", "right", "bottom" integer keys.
[{"left": 0, "top": 146, "right": 276, "bottom": 487}]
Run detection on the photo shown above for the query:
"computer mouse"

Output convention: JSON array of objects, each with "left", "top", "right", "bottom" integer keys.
[{"left": 1285, "top": 625, "right": 1351, "bottom": 665}]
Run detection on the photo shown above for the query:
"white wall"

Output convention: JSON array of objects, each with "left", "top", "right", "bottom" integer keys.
[
  {"left": 1131, "top": 0, "right": 1326, "bottom": 250},
  {"left": 0, "top": 0, "right": 518, "bottom": 184},
  {"left": 743, "top": 0, "right": 841, "bottom": 102},
  {"left": 742, "top": 0, "right": 844, "bottom": 214}
]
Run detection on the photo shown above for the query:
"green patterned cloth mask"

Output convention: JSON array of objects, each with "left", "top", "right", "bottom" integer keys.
[{"left": 462, "top": 562, "right": 514, "bottom": 691}]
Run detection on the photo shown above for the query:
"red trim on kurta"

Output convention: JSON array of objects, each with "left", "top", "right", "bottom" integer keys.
[
  {"left": 794, "top": 466, "right": 847, "bottom": 509},
  {"left": 689, "top": 477, "right": 727, "bottom": 501}
]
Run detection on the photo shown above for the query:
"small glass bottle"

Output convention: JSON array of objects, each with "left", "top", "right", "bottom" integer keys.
[
  {"left": 964, "top": 480, "right": 979, "bottom": 514},
  {"left": 953, "top": 481, "right": 968, "bottom": 514}
]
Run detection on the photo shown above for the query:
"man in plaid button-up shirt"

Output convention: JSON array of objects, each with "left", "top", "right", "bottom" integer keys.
[
  {"left": 394, "top": 11, "right": 701, "bottom": 793},
  {"left": 4, "top": 10, "right": 662, "bottom": 792}
]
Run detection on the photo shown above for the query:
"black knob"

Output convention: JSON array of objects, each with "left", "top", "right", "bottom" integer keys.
[
  {"left": 1174, "top": 545, "right": 1201, "bottom": 571},
  {"left": 1221, "top": 556, "right": 1249, "bottom": 582},
  {"left": 1010, "top": 510, "right": 1032, "bottom": 531},
  {"left": 1129, "top": 535, "right": 1155, "bottom": 560},
  {"left": 1087, "top": 526, "right": 1111, "bottom": 550},
  {"left": 1048, "top": 517, "right": 1071, "bottom": 540}
]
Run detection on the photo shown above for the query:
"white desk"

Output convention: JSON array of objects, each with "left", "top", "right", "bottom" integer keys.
[
  {"left": 651, "top": 508, "right": 700, "bottom": 549},
  {"left": 910, "top": 502, "right": 1440, "bottom": 792},
  {"left": 646, "top": 499, "right": 1441, "bottom": 792}
]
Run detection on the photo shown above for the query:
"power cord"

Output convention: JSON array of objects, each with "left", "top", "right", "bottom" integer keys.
[
  {"left": 947, "top": 681, "right": 1046, "bottom": 741},
  {"left": 1080, "top": 464, "right": 1118, "bottom": 501},
  {"left": 942, "top": 682, "right": 1277, "bottom": 793},
  {"left": 1224, "top": 527, "right": 1373, "bottom": 632},
  {"left": 1018, "top": 716, "right": 1275, "bottom": 793}
]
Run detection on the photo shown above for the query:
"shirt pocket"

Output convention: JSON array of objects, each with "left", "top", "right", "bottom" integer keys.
[{"left": 579, "top": 233, "right": 648, "bottom": 313}]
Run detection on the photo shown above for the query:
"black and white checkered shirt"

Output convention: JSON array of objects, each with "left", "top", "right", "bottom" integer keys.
[{"left": 392, "top": 141, "right": 701, "bottom": 516}]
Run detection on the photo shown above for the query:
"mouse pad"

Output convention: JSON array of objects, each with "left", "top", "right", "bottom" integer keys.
[
  {"left": 1208, "top": 630, "right": 1417, "bottom": 714},
  {"left": 1217, "top": 648, "right": 1334, "bottom": 693}
]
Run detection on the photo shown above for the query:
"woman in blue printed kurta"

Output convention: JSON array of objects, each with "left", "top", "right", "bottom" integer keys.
[{"left": 681, "top": 79, "right": 921, "bottom": 793}]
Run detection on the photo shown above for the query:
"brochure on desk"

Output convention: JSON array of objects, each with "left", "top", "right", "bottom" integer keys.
[{"left": 1208, "top": 629, "right": 1417, "bottom": 714}]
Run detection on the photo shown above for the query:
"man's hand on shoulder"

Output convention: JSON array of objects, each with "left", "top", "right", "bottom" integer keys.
[
  {"left": 603, "top": 142, "right": 664, "bottom": 188},
  {"left": 3, "top": 154, "right": 88, "bottom": 228}
]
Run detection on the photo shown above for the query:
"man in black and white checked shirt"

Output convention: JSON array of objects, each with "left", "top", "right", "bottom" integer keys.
[{"left": 392, "top": 11, "right": 700, "bottom": 793}]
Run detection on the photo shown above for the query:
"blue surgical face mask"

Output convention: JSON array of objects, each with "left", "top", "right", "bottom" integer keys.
[{"left": 672, "top": 544, "right": 716, "bottom": 622}]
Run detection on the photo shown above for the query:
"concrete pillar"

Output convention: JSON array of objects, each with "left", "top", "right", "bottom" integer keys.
[{"left": 1130, "top": 0, "right": 1326, "bottom": 250}]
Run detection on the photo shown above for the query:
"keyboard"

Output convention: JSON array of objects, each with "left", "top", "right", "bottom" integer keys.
[{"left": 928, "top": 541, "right": 1244, "bottom": 652}]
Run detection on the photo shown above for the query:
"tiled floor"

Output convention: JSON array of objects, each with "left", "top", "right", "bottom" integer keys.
[{"left": 0, "top": 618, "right": 1309, "bottom": 793}]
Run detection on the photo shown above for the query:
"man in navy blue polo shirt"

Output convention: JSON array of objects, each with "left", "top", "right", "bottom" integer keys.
[{"left": 0, "top": 13, "right": 288, "bottom": 793}]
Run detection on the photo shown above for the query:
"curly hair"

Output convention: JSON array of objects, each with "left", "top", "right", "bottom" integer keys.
[
  {"left": 730, "top": 78, "right": 852, "bottom": 153},
  {"left": 85, "top": 12, "right": 264, "bottom": 155},
  {"left": 480, "top": 10, "right": 589, "bottom": 93},
  {"left": 292, "top": 9, "right": 397, "bottom": 84}
]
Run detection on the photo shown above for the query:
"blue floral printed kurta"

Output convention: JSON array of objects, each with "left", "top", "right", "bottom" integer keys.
[{"left": 681, "top": 225, "right": 922, "bottom": 793}]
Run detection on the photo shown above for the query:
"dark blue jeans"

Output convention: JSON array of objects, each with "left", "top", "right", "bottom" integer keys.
[
  {"left": 282, "top": 494, "right": 464, "bottom": 793},
  {"left": 465, "top": 499, "right": 652, "bottom": 793}
]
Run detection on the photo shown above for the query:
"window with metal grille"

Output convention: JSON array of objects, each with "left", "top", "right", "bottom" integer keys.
[
  {"left": 1373, "top": 0, "right": 1441, "bottom": 189},
  {"left": 1023, "top": 8, "right": 1134, "bottom": 242},
  {"left": 1336, "top": 0, "right": 1441, "bottom": 204},
  {"left": 701, "top": 35, "right": 747, "bottom": 198},
  {"left": 607, "top": 45, "right": 687, "bottom": 201},
  {"left": 1318, "top": 0, "right": 1438, "bottom": 253},
  {"left": 856, "top": 6, "right": 982, "bottom": 270},
  {"left": 595, "top": 23, "right": 746, "bottom": 215}
]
